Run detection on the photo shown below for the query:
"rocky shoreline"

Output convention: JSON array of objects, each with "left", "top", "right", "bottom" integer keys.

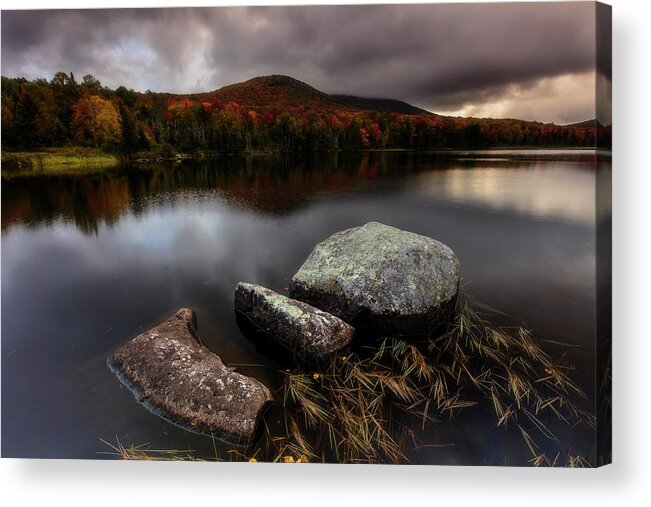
[{"left": 108, "top": 222, "right": 460, "bottom": 444}]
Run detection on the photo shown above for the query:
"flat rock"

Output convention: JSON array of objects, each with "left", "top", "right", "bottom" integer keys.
[
  {"left": 234, "top": 282, "right": 354, "bottom": 362},
  {"left": 108, "top": 308, "right": 273, "bottom": 445},
  {"left": 289, "top": 222, "right": 460, "bottom": 335}
]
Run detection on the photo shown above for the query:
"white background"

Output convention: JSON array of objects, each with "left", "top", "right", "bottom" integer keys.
[{"left": 1, "top": 0, "right": 649, "bottom": 505}]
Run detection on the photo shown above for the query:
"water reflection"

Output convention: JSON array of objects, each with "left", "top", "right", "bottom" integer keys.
[
  {"left": 416, "top": 163, "right": 595, "bottom": 224},
  {"left": 3, "top": 153, "right": 421, "bottom": 231},
  {"left": 1, "top": 151, "right": 601, "bottom": 463},
  {"left": 2, "top": 151, "right": 597, "bottom": 232}
]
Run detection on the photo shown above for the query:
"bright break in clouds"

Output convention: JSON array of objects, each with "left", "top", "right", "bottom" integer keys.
[{"left": 1, "top": 3, "right": 603, "bottom": 124}]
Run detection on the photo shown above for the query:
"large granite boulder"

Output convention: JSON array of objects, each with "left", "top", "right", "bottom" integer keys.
[
  {"left": 108, "top": 308, "right": 273, "bottom": 445},
  {"left": 235, "top": 282, "right": 354, "bottom": 362},
  {"left": 289, "top": 222, "right": 460, "bottom": 336}
]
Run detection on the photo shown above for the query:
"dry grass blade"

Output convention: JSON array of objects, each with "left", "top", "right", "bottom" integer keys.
[
  {"left": 99, "top": 438, "right": 199, "bottom": 461},
  {"left": 105, "top": 291, "right": 592, "bottom": 466}
]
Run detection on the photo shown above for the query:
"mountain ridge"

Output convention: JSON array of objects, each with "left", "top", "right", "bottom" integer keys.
[
  {"left": 196, "top": 74, "right": 431, "bottom": 116},
  {"left": 1, "top": 72, "right": 605, "bottom": 153},
  {"left": 330, "top": 94, "right": 434, "bottom": 116}
]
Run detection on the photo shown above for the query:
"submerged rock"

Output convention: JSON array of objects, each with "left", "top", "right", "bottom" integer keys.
[
  {"left": 108, "top": 308, "right": 273, "bottom": 445},
  {"left": 234, "top": 282, "right": 354, "bottom": 362},
  {"left": 289, "top": 222, "right": 460, "bottom": 336}
]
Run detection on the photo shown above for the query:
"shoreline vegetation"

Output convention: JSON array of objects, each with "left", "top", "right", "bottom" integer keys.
[
  {"left": 2, "top": 145, "right": 597, "bottom": 178},
  {"left": 2, "top": 147, "right": 120, "bottom": 175},
  {"left": 2, "top": 72, "right": 610, "bottom": 179},
  {"left": 100, "top": 292, "right": 595, "bottom": 466}
]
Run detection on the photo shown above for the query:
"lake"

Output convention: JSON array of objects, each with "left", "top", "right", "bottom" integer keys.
[{"left": 1, "top": 150, "right": 603, "bottom": 463}]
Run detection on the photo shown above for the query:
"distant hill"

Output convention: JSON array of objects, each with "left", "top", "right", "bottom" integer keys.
[
  {"left": 2, "top": 72, "right": 604, "bottom": 153},
  {"left": 196, "top": 75, "right": 429, "bottom": 116},
  {"left": 566, "top": 119, "right": 597, "bottom": 128},
  {"left": 331, "top": 94, "right": 434, "bottom": 116},
  {"left": 566, "top": 118, "right": 614, "bottom": 128},
  {"left": 197, "top": 75, "right": 359, "bottom": 113}
]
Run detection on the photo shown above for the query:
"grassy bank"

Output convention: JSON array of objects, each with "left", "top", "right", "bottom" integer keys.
[{"left": 2, "top": 148, "right": 120, "bottom": 177}]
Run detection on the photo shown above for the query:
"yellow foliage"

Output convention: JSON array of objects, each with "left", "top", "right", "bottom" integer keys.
[{"left": 72, "top": 95, "right": 121, "bottom": 148}]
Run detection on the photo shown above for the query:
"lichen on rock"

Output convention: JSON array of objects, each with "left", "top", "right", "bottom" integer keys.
[
  {"left": 234, "top": 282, "right": 354, "bottom": 362},
  {"left": 108, "top": 308, "right": 273, "bottom": 445},
  {"left": 289, "top": 222, "right": 460, "bottom": 335}
]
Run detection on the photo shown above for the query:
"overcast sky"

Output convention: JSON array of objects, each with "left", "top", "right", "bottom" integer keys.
[{"left": 1, "top": 3, "right": 601, "bottom": 123}]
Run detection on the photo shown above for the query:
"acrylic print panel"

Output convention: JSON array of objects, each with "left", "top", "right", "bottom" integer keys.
[{"left": 0, "top": 2, "right": 611, "bottom": 466}]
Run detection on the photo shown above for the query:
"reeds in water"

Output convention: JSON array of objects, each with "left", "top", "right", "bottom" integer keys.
[{"left": 104, "top": 293, "right": 594, "bottom": 465}]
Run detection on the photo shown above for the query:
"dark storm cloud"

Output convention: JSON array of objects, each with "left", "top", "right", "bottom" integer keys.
[{"left": 1, "top": 3, "right": 599, "bottom": 122}]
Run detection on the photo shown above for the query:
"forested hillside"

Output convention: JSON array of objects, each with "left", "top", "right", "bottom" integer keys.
[{"left": 1, "top": 73, "right": 599, "bottom": 157}]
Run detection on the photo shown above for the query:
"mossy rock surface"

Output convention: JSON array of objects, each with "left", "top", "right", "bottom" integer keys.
[
  {"left": 108, "top": 308, "right": 272, "bottom": 444},
  {"left": 235, "top": 282, "right": 354, "bottom": 362},
  {"left": 289, "top": 222, "right": 460, "bottom": 336}
]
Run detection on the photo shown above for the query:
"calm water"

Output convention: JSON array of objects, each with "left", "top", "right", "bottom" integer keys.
[{"left": 2, "top": 150, "right": 601, "bottom": 463}]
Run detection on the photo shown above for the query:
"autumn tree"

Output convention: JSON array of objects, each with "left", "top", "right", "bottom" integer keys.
[
  {"left": 272, "top": 113, "right": 303, "bottom": 151},
  {"left": 1, "top": 73, "right": 600, "bottom": 155},
  {"left": 207, "top": 102, "right": 249, "bottom": 153},
  {"left": 72, "top": 95, "right": 122, "bottom": 149},
  {"left": 118, "top": 103, "right": 140, "bottom": 158},
  {"left": 50, "top": 71, "right": 80, "bottom": 140},
  {"left": 81, "top": 74, "right": 103, "bottom": 95}
]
